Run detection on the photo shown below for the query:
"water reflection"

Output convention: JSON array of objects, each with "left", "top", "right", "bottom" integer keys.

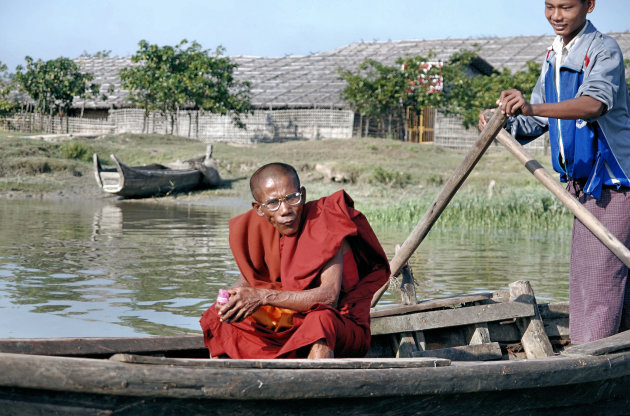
[
  {"left": 0, "top": 200, "right": 245, "bottom": 337},
  {"left": 0, "top": 199, "right": 570, "bottom": 338},
  {"left": 376, "top": 227, "right": 571, "bottom": 302}
]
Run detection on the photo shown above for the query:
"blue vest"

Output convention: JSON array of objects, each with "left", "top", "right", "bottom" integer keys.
[{"left": 544, "top": 55, "right": 630, "bottom": 199}]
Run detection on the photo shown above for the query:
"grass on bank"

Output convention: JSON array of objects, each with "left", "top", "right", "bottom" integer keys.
[{"left": 0, "top": 130, "right": 572, "bottom": 230}]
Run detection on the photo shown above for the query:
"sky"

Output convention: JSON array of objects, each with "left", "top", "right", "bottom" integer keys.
[{"left": 1, "top": 0, "right": 629, "bottom": 72}]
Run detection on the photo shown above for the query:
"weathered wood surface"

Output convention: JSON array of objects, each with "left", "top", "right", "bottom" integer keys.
[
  {"left": 3, "top": 378, "right": 630, "bottom": 416},
  {"left": 111, "top": 154, "right": 202, "bottom": 197},
  {"left": 413, "top": 342, "right": 503, "bottom": 361},
  {"left": 0, "top": 335, "right": 204, "bottom": 356},
  {"left": 370, "top": 301, "right": 534, "bottom": 335},
  {"left": 467, "top": 323, "right": 491, "bottom": 345},
  {"left": 370, "top": 293, "right": 494, "bottom": 318},
  {"left": 393, "top": 333, "right": 418, "bottom": 358},
  {"left": 495, "top": 128, "right": 630, "bottom": 268},
  {"left": 371, "top": 110, "right": 509, "bottom": 306},
  {"left": 165, "top": 144, "right": 221, "bottom": 186},
  {"left": 93, "top": 152, "right": 214, "bottom": 198},
  {"left": 509, "top": 280, "right": 554, "bottom": 358},
  {"left": 562, "top": 330, "right": 630, "bottom": 357},
  {"left": 110, "top": 354, "right": 450, "bottom": 369},
  {"left": 1, "top": 350, "right": 629, "bottom": 400}
]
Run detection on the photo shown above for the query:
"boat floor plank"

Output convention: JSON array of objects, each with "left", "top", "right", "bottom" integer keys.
[
  {"left": 562, "top": 329, "right": 630, "bottom": 357},
  {"left": 371, "top": 302, "right": 534, "bottom": 335},
  {"left": 109, "top": 354, "right": 451, "bottom": 369},
  {"left": 0, "top": 335, "right": 204, "bottom": 356},
  {"left": 412, "top": 342, "right": 503, "bottom": 361},
  {"left": 369, "top": 293, "right": 495, "bottom": 318}
]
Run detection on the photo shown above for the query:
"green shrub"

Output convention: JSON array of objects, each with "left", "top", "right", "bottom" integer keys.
[
  {"left": 60, "top": 141, "right": 93, "bottom": 162},
  {"left": 369, "top": 167, "right": 412, "bottom": 188}
]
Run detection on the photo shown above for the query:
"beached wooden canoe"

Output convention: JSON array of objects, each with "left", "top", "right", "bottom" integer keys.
[
  {"left": 93, "top": 146, "right": 221, "bottom": 198},
  {"left": 1, "top": 281, "right": 629, "bottom": 415}
]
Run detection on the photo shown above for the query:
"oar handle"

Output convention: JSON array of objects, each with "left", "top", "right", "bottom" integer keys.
[{"left": 371, "top": 109, "right": 508, "bottom": 307}]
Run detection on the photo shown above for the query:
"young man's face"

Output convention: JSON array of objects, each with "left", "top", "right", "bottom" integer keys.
[{"left": 545, "top": 0, "right": 595, "bottom": 44}]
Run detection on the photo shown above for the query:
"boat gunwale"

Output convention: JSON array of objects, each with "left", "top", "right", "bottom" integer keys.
[{"left": 0, "top": 348, "right": 629, "bottom": 400}]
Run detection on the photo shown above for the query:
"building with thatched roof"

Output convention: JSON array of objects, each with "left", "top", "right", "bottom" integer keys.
[{"left": 7, "top": 32, "right": 630, "bottom": 145}]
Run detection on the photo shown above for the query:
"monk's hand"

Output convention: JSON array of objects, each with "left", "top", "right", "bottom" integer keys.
[
  {"left": 497, "top": 89, "right": 532, "bottom": 117},
  {"left": 217, "top": 287, "right": 265, "bottom": 323}
]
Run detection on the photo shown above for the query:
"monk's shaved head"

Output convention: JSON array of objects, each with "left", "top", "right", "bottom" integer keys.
[{"left": 250, "top": 163, "right": 301, "bottom": 201}]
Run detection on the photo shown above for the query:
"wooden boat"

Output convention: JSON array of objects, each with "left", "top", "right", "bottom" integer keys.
[
  {"left": 1, "top": 281, "right": 629, "bottom": 416},
  {"left": 93, "top": 145, "right": 221, "bottom": 198}
]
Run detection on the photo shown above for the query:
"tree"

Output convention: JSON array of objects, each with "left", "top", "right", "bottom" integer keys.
[
  {"left": 339, "top": 60, "right": 403, "bottom": 137},
  {"left": 14, "top": 56, "right": 99, "bottom": 119},
  {"left": 338, "top": 53, "right": 446, "bottom": 139},
  {"left": 339, "top": 49, "right": 542, "bottom": 138},
  {"left": 439, "top": 50, "right": 540, "bottom": 128},
  {"left": 0, "top": 60, "right": 18, "bottom": 114},
  {"left": 119, "top": 39, "right": 251, "bottom": 134}
]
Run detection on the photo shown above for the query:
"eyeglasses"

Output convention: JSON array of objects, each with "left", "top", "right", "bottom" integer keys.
[{"left": 259, "top": 191, "right": 302, "bottom": 212}]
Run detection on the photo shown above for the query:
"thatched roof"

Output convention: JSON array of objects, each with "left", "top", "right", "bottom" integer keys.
[{"left": 73, "top": 32, "right": 630, "bottom": 110}]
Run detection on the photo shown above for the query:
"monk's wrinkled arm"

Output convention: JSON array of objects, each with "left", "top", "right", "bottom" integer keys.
[
  {"left": 230, "top": 275, "right": 250, "bottom": 289},
  {"left": 217, "top": 240, "right": 348, "bottom": 323}
]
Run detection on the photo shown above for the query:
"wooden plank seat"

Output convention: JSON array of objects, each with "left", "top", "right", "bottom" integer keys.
[
  {"left": 370, "top": 302, "right": 535, "bottom": 336},
  {"left": 110, "top": 354, "right": 451, "bottom": 369},
  {"left": 412, "top": 342, "right": 503, "bottom": 361},
  {"left": 562, "top": 329, "right": 630, "bottom": 357},
  {"left": 369, "top": 292, "right": 496, "bottom": 318}
]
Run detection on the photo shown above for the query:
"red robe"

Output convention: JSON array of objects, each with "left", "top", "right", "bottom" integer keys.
[{"left": 199, "top": 190, "right": 390, "bottom": 358}]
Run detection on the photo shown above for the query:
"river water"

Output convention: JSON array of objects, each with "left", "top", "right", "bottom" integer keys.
[{"left": 0, "top": 198, "right": 571, "bottom": 338}]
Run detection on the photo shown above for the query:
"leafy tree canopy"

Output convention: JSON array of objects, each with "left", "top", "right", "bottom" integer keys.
[
  {"left": 339, "top": 49, "right": 542, "bottom": 134},
  {"left": 0, "top": 60, "right": 18, "bottom": 114},
  {"left": 14, "top": 56, "right": 99, "bottom": 115},
  {"left": 120, "top": 39, "right": 251, "bottom": 129}
]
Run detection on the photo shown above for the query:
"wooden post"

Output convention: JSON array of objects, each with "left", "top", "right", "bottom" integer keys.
[
  {"left": 509, "top": 280, "right": 554, "bottom": 358},
  {"left": 414, "top": 331, "right": 427, "bottom": 351},
  {"left": 394, "top": 333, "right": 418, "bottom": 358},
  {"left": 392, "top": 244, "right": 420, "bottom": 357},
  {"left": 467, "top": 323, "right": 491, "bottom": 345},
  {"left": 371, "top": 109, "right": 508, "bottom": 306},
  {"left": 396, "top": 245, "right": 417, "bottom": 306}
]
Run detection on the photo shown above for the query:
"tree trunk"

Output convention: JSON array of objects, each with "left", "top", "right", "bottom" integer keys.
[
  {"left": 196, "top": 111, "right": 200, "bottom": 138},
  {"left": 358, "top": 114, "right": 363, "bottom": 138}
]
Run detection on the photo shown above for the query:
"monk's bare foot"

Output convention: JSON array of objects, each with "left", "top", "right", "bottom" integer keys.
[{"left": 307, "top": 339, "right": 333, "bottom": 359}]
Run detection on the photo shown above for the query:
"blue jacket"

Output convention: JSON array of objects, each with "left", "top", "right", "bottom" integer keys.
[{"left": 506, "top": 21, "right": 630, "bottom": 199}]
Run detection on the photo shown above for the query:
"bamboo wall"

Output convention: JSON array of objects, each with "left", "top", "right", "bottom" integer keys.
[
  {"left": 434, "top": 112, "right": 549, "bottom": 152},
  {"left": 0, "top": 109, "right": 355, "bottom": 143},
  {"left": 1, "top": 110, "right": 548, "bottom": 152}
]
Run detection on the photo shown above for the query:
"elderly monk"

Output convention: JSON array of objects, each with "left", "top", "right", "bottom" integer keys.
[{"left": 199, "top": 162, "right": 390, "bottom": 359}]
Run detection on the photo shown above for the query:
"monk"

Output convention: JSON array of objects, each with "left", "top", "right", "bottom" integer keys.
[{"left": 199, "top": 162, "right": 390, "bottom": 359}]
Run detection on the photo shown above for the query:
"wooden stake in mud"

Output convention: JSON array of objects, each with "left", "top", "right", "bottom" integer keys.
[{"left": 371, "top": 109, "right": 508, "bottom": 307}]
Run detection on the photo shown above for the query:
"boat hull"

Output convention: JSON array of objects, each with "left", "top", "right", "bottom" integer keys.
[
  {"left": 0, "top": 351, "right": 629, "bottom": 415},
  {"left": 93, "top": 154, "right": 204, "bottom": 198}
]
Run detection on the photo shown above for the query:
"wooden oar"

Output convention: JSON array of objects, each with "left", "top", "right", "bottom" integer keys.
[
  {"left": 494, "top": 127, "right": 630, "bottom": 268},
  {"left": 371, "top": 109, "right": 508, "bottom": 307}
]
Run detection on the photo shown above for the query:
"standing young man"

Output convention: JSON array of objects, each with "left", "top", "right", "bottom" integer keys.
[{"left": 479, "top": 0, "right": 630, "bottom": 343}]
